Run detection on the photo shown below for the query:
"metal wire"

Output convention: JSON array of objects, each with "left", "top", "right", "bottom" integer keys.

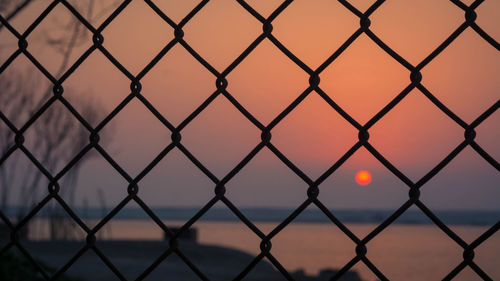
[{"left": 0, "top": 0, "right": 499, "bottom": 280}]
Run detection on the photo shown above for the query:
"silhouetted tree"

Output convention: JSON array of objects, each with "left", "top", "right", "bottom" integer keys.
[
  {"left": 0, "top": 0, "right": 117, "bottom": 240},
  {"left": 0, "top": 71, "right": 103, "bottom": 239}
]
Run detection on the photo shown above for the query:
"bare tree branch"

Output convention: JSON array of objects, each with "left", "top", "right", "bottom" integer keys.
[
  {"left": 0, "top": 0, "right": 115, "bottom": 240},
  {"left": 0, "top": 0, "right": 33, "bottom": 30}
]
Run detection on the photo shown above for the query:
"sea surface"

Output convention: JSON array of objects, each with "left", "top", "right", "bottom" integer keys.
[
  {"left": 25, "top": 219, "right": 500, "bottom": 281},
  {"left": 8, "top": 208, "right": 499, "bottom": 280}
]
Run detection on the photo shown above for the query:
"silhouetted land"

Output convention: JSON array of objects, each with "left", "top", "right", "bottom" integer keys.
[
  {"left": 4, "top": 207, "right": 497, "bottom": 225},
  {"left": 7, "top": 240, "right": 362, "bottom": 281}
]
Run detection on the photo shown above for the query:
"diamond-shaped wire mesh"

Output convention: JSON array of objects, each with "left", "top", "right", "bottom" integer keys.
[{"left": 0, "top": 0, "right": 499, "bottom": 280}]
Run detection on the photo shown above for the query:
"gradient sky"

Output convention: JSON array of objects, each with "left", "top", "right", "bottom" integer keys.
[{"left": 0, "top": 0, "right": 498, "bottom": 211}]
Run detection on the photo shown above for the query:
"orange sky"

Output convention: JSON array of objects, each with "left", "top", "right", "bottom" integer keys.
[{"left": 0, "top": 0, "right": 498, "bottom": 209}]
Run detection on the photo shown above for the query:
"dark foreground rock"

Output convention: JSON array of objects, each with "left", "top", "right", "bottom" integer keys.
[{"left": 13, "top": 240, "right": 362, "bottom": 281}]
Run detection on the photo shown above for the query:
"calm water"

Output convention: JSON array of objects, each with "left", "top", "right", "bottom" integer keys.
[
  {"left": 49, "top": 220, "right": 498, "bottom": 281},
  {"left": 23, "top": 219, "right": 499, "bottom": 281}
]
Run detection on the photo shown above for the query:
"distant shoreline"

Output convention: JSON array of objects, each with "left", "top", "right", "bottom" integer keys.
[{"left": 4, "top": 207, "right": 499, "bottom": 226}]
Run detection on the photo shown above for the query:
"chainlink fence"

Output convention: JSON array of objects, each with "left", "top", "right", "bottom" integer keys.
[{"left": 0, "top": 0, "right": 499, "bottom": 280}]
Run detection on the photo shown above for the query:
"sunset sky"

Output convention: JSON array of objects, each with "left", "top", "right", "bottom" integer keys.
[{"left": 0, "top": 0, "right": 498, "bottom": 210}]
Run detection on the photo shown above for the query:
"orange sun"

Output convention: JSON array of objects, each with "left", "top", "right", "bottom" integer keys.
[{"left": 355, "top": 170, "right": 371, "bottom": 186}]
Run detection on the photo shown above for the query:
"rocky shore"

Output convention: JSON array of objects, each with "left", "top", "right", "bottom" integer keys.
[{"left": 14, "top": 240, "right": 362, "bottom": 281}]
